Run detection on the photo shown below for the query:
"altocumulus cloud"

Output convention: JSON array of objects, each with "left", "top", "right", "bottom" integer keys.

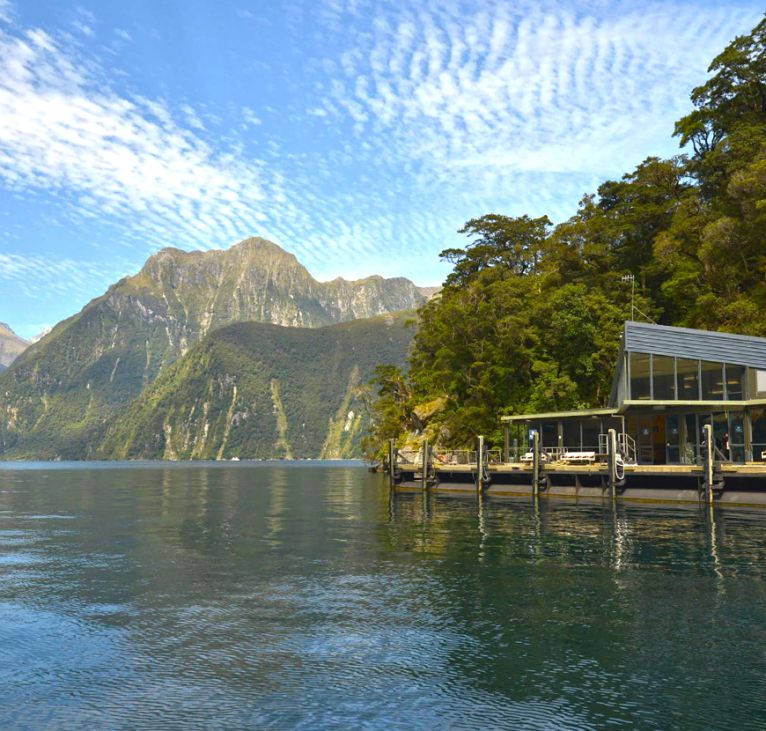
[{"left": 0, "top": 0, "right": 762, "bottom": 319}]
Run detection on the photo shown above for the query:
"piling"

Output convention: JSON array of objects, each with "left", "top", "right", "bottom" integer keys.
[
  {"left": 503, "top": 424, "right": 510, "bottom": 464},
  {"left": 607, "top": 428, "right": 618, "bottom": 497},
  {"left": 421, "top": 439, "right": 429, "bottom": 491},
  {"left": 703, "top": 424, "right": 714, "bottom": 505},
  {"left": 388, "top": 438, "right": 396, "bottom": 488},
  {"left": 476, "top": 435, "right": 485, "bottom": 493},
  {"left": 532, "top": 430, "right": 541, "bottom": 496}
]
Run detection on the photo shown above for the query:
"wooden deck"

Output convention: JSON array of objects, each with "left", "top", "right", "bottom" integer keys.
[{"left": 392, "top": 459, "right": 766, "bottom": 507}]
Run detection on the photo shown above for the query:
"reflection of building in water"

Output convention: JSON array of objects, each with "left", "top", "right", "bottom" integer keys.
[{"left": 503, "top": 321, "right": 766, "bottom": 465}]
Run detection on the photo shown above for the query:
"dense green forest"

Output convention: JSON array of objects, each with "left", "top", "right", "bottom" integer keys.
[
  {"left": 99, "top": 313, "right": 414, "bottom": 461},
  {"left": 364, "top": 17, "right": 766, "bottom": 457}
]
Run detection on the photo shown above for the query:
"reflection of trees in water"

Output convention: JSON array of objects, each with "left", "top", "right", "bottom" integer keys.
[{"left": 384, "top": 493, "right": 766, "bottom": 727}]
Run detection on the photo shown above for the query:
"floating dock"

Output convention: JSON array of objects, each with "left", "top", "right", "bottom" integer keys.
[{"left": 388, "top": 434, "right": 766, "bottom": 507}]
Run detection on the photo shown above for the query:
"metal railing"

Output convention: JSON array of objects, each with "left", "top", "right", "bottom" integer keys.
[{"left": 432, "top": 449, "right": 477, "bottom": 465}]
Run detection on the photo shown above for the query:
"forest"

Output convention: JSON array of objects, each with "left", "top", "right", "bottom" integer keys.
[{"left": 363, "top": 16, "right": 766, "bottom": 457}]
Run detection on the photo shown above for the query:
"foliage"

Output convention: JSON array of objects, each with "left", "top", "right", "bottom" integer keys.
[
  {"left": 367, "top": 15, "right": 766, "bottom": 449},
  {"left": 98, "top": 313, "right": 414, "bottom": 461}
]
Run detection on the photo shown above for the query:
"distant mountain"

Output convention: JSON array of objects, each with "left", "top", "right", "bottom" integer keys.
[
  {"left": 0, "top": 238, "right": 427, "bottom": 459},
  {"left": 98, "top": 312, "right": 414, "bottom": 460},
  {"left": 0, "top": 323, "right": 28, "bottom": 369}
]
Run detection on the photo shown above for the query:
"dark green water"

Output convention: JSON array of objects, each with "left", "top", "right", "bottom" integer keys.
[{"left": 1, "top": 463, "right": 765, "bottom": 729}]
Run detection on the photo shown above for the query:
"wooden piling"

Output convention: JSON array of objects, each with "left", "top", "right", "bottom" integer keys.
[
  {"left": 477, "top": 435, "right": 485, "bottom": 493},
  {"left": 421, "top": 439, "right": 429, "bottom": 491},
  {"left": 388, "top": 438, "right": 396, "bottom": 488},
  {"left": 532, "top": 430, "right": 541, "bottom": 497},
  {"left": 503, "top": 424, "right": 510, "bottom": 464},
  {"left": 703, "top": 423, "right": 714, "bottom": 505},
  {"left": 607, "top": 428, "right": 618, "bottom": 497}
]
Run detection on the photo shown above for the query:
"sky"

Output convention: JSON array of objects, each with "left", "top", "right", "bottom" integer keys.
[{"left": 0, "top": 0, "right": 762, "bottom": 338}]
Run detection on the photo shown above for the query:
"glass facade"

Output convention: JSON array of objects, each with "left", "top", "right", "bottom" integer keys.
[
  {"left": 653, "top": 356, "right": 676, "bottom": 400},
  {"left": 701, "top": 361, "right": 725, "bottom": 400},
  {"left": 629, "top": 352, "right": 651, "bottom": 400},
  {"left": 676, "top": 358, "right": 699, "bottom": 400},
  {"left": 628, "top": 353, "right": 762, "bottom": 402}
]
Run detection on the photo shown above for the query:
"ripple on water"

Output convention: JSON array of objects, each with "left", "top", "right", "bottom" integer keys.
[{"left": 0, "top": 465, "right": 765, "bottom": 729}]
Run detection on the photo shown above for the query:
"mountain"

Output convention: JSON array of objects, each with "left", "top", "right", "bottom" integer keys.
[
  {"left": 0, "top": 237, "right": 427, "bottom": 459},
  {"left": 98, "top": 313, "right": 414, "bottom": 460},
  {"left": 0, "top": 323, "right": 29, "bottom": 369}
]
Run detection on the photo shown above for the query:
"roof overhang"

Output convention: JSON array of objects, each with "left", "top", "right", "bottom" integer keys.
[
  {"left": 501, "top": 408, "right": 618, "bottom": 422},
  {"left": 618, "top": 399, "right": 766, "bottom": 413}
]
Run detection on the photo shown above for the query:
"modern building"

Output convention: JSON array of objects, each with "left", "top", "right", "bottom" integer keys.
[{"left": 501, "top": 321, "right": 766, "bottom": 465}]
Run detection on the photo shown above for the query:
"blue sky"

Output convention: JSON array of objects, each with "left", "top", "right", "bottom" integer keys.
[{"left": 0, "top": 0, "right": 762, "bottom": 338}]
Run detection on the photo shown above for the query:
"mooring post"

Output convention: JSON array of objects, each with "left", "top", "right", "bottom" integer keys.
[
  {"left": 704, "top": 424, "right": 714, "bottom": 505},
  {"left": 388, "top": 438, "right": 396, "bottom": 488},
  {"left": 532, "top": 430, "right": 541, "bottom": 497},
  {"left": 607, "top": 428, "right": 617, "bottom": 498},
  {"left": 476, "top": 435, "right": 485, "bottom": 493},
  {"left": 421, "top": 438, "right": 429, "bottom": 491},
  {"left": 503, "top": 424, "right": 510, "bottom": 464}
]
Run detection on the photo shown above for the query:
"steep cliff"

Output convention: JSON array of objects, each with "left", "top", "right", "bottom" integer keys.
[
  {"left": 0, "top": 323, "right": 28, "bottom": 369},
  {"left": 98, "top": 313, "right": 414, "bottom": 460},
  {"left": 0, "top": 238, "right": 426, "bottom": 459}
]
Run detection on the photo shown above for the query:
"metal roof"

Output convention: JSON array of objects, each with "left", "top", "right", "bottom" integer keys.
[{"left": 623, "top": 321, "right": 766, "bottom": 369}]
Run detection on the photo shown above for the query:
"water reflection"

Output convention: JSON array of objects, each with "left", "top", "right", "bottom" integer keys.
[{"left": 0, "top": 464, "right": 765, "bottom": 729}]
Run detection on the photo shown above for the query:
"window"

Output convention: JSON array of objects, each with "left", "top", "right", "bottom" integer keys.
[
  {"left": 748, "top": 368, "right": 766, "bottom": 398},
  {"left": 724, "top": 364, "right": 745, "bottom": 400},
  {"left": 701, "top": 361, "right": 724, "bottom": 400},
  {"left": 751, "top": 409, "right": 766, "bottom": 462},
  {"left": 666, "top": 415, "right": 680, "bottom": 463},
  {"left": 562, "top": 421, "right": 581, "bottom": 451},
  {"left": 652, "top": 356, "right": 676, "bottom": 400},
  {"left": 630, "top": 352, "right": 651, "bottom": 400},
  {"left": 541, "top": 422, "right": 558, "bottom": 449},
  {"left": 677, "top": 359, "right": 699, "bottom": 400}
]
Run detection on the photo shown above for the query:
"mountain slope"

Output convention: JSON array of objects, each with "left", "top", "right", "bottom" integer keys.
[
  {"left": 99, "top": 312, "right": 414, "bottom": 460},
  {"left": 0, "top": 323, "right": 28, "bottom": 369},
  {"left": 0, "top": 238, "right": 426, "bottom": 459}
]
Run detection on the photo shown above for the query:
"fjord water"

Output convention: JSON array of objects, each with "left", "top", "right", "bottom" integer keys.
[{"left": 1, "top": 464, "right": 765, "bottom": 729}]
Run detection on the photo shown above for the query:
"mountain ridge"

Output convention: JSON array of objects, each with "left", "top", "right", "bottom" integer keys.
[{"left": 0, "top": 237, "right": 426, "bottom": 459}]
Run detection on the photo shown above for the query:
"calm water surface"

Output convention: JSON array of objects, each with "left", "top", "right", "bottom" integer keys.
[{"left": 1, "top": 462, "right": 765, "bottom": 729}]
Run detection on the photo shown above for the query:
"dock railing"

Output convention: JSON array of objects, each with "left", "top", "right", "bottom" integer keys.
[{"left": 432, "top": 449, "right": 477, "bottom": 466}]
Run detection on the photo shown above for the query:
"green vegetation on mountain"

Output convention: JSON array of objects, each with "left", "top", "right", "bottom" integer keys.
[
  {"left": 0, "top": 238, "right": 426, "bottom": 459},
  {"left": 0, "top": 323, "right": 28, "bottom": 369},
  {"left": 365, "top": 17, "right": 766, "bottom": 456},
  {"left": 99, "top": 313, "right": 414, "bottom": 460}
]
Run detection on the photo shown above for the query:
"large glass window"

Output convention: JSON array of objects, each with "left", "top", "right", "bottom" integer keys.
[
  {"left": 666, "top": 415, "right": 680, "bottom": 463},
  {"left": 562, "top": 421, "right": 580, "bottom": 451},
  {"left": 748, "top": 368, "right": 766, "bottom": 398},
  {"left": 724, "top": 364, "right": 745, "bottom": 400},
  {"left": 751, "top": 409, "right": 766, "bottom": 462},
  {"left": 582, "top": 419, "right": 601, "bottom": 451},
  {"left": 630, "top": 352, "right": 651, "bottom": 400},
  {"left": 729, "top": 412, "right": 745, "bottom": 463},
  {"left": 701, "top": 361, "right": 724, "bottom": 400},
  {"left": 541, "top": 422, "right": 558, "bottom": 449},
  {"left": 653, "top": 356, "right": 676, "bottom": 400},
  {"left": 683, "top": 414, "right": 698, "bottom": 464},
  {"left": 677, "top": 359, "right": 699, "bottom": 400}
]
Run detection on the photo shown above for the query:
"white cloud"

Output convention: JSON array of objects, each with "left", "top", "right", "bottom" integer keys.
[
  {"left": 0, "top": 0, "right": 12, "bottom": 24},
  {"left": 0, "top": 27, "right": 292, "bottom": 258},
  {"left": 319, "top": 1, "right": 762, "bottom": 192}
]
